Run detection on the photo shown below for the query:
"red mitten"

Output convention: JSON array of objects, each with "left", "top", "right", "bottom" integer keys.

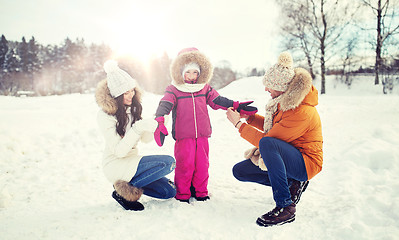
[
  {"left": 233, "top": 101, "right": 258, "bottom": 115},
  {"left": 154, "top": 116, "right": 168, "bottom": 146}
]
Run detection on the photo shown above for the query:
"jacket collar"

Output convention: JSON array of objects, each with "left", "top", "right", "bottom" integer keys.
[{"left": 278, "top": 67, "right": 315, "bottom": 111}]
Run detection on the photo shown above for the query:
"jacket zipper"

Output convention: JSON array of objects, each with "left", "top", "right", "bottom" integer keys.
[{"left": 191, "top": 93, "right": 198, "bottom": 138}]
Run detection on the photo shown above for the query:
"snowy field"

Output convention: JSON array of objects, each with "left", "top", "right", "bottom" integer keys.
[{"left": 1, "top": 75, "right": 398, "bottom": 240}]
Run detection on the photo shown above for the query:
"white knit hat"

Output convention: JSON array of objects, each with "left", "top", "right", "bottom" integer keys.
[
  {"left": 181, "top": 62, "right": 201, "bottom": 78},
  {"left": 263, "top": 52, "right": 295, "bottom": 92},
  {"left": 103, "top": 60, "right": 137, "bottom": 98}
]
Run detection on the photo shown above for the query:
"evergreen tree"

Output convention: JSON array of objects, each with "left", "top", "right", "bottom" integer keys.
[
  {"left": 59, "top": 37, "right": 76, "bottom": 93},
  {"left": 15, "top": 37, "right": 31, "bottom": 90},
  {"left": 0, "top": 35, "right": 8, "bottom": 73},
  {"left": 17, "top": 37, "right": 29, "bottom": 73},
  {"left": 86, "top": 43, "right": 112, "bottom": 91},
  {"left": 1, "top": 48, "right": 20, "bottom": 94},
  {"left": 72, "top": 38, "right": 88, "bottom": 92},
  {"left": 0, "top": 35, "right": 9, "bottom": 90},
  {"left": 27, "top": 37, "right": 41, "bottom": 73},
  {"left": 249, "top": 68, "right": 258, "bottom": 77},
  {"left": 27, "top": 37, "right": 41, "bottom": 90},
  {"left": 36, "top": 44, "right": 58, "bottom": 95},
  {"left": 147, "top": 52, "right": 171, "bottom": 94},
  {"left": 211, "top": 66, "right": 236, "bottom": 89}
]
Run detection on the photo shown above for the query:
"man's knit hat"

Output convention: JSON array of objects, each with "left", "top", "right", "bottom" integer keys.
[
  {"left": 263, "top": 52, "right": 295, "bottom": 92},
  {"left": 181, "top": 62, "right": 201, "bottom": 78},
  {"left": 103, "top": 60, "right": 137, "bottom": 98}
]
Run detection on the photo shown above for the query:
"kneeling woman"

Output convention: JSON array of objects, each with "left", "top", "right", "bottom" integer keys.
[{"left": 95, "top": 60, "right": 176, "bottom": 211}]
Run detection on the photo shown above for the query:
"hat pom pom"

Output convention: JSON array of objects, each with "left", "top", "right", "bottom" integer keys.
[
  {"left": 103, "top": 60, "right": 119, "bottom": 73},
  {"left": 278, "top": 52, "right": 293, "bottom": 68}
]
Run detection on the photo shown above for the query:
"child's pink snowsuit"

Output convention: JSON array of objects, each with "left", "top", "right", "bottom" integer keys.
[
  {"left": 157, "top": 84, "right": 231, "bottom": 199},
  {"left": 155, "top": 48, "right": 237, "bottom": 200}
]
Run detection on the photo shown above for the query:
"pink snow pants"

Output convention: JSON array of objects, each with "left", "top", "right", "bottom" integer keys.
[{"left": 174, "top": 137, "right": 209, "bottom": 200}]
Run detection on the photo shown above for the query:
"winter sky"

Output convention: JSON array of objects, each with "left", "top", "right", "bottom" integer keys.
[{"left": 0, "top": 0, "right": 282, "bottom": 71}]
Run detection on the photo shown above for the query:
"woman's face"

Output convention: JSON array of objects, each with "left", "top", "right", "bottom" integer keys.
[
  {"left": 265, "top": 87, "right": 284, "bottom": 99},
  {"left": 184, "top": 69, "right": 199, "bottom": 82},
  {"left": 123, "top": 88, "right": 135, "bottom": 106}
]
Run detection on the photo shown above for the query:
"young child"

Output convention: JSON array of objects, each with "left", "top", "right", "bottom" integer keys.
[{"left": 154, "top": 47, "right": 257, "bottom": 202}]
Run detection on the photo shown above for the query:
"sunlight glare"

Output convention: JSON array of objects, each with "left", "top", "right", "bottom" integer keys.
[{"left": 109, "top": 6, "right": 170, "bottom": 68}]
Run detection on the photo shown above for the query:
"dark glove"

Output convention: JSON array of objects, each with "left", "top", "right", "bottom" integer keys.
[
  {"left": 233, "top": 101, "right": 258, "bottom": 115},
  {"left": 154, "top": 116, "right": 168, "bottom": 146}
]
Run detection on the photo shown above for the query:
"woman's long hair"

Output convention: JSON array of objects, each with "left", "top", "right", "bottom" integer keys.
[{"left": 115, "top": 89, "right": 142, "bottom": 137}]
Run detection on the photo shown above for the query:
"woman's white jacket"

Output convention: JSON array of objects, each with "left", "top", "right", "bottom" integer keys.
[{"left": 95, "top": 79, "right": 156, "bottom": 184}]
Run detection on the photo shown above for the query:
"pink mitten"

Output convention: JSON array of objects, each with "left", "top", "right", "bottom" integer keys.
[
  {"left": 154, "top": 116, "right": 168, "bottom": 146},
  {"left": 233, "top": 101, "right": 258, "bottom": 115}
]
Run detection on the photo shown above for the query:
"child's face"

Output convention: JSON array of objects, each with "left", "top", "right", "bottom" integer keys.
[{"left": 184, "top": 69, "right": 199, "bottom": 82}]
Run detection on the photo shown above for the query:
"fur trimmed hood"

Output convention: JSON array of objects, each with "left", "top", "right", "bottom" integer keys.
[
  {"left": 279, "top": 67, "right": 315, "bottom": 111},
  {"left": 170, "top": 49, "right": 213, "bottom": 85},
  {"left": 95, "top": 79, "right": 143, "bottom": 115}
]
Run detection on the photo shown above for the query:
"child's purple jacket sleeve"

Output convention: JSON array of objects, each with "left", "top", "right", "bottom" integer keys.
[
  {"left": 206, "top": 86, "right": 234, "bottom": 110},
  {"left": 155, "top": 86, "right": 176, "bottom": 117}
]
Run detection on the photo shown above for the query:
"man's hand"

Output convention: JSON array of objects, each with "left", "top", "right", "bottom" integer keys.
[{"left": 226, "top": 107, "right": 241, "bottom": 126}]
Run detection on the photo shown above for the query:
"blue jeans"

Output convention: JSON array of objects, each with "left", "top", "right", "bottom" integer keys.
[
  {"left": 232, "top": 137, "right": 307, "bottom": 208},
  {"left": 129, "top": 155, "right": 176, "bottom": 199}
]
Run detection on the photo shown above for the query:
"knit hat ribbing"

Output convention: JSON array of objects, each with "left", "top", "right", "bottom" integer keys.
[
  {"left": 103, "top": 60, "right": 137, "bottom": 98},
  {"left": 181, "top": 62, "right": 201, "bottom": 78},
  {"left": 263, "top": 52, "right": 295, "bottom": 92}
]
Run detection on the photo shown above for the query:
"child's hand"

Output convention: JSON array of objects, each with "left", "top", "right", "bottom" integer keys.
[
  {"left": 154, "top": 116, "right": 168, "bottom": 146},
  {"left": 233, "top": 101, "right": 258, "bottom": 115}
]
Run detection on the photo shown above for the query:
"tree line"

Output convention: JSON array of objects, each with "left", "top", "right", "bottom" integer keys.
[
  {"left": 2, "top": 0, "right": 398, "bottom": 96},
  {"left": 0, "top": 35, "right": 238, "bottom": 96}
]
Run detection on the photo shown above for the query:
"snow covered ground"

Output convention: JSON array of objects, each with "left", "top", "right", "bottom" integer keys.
[{"left": 1, "top": 75, "right": 398, "bottom": 240}]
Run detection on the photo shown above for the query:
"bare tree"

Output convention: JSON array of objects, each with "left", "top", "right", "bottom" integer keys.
[
  {"left": 280, "top": 1, "right": 318, "bottom": 79},
  {"left": 278, "top": 0, "right": 359, "bottom": 94},
  {"left": 309, "top": 0, "right": 360, "bottom": 93},
  {"left": 341, "top": 37, "right": 359, "bottom": 88},
  {"left": 360, "top": 0, "right": 399, "bottom": 85}
]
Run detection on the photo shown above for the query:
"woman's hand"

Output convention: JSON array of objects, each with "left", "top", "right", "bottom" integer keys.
[{"left": 134, "top": 119, "right": 157, "bottom": 134}]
